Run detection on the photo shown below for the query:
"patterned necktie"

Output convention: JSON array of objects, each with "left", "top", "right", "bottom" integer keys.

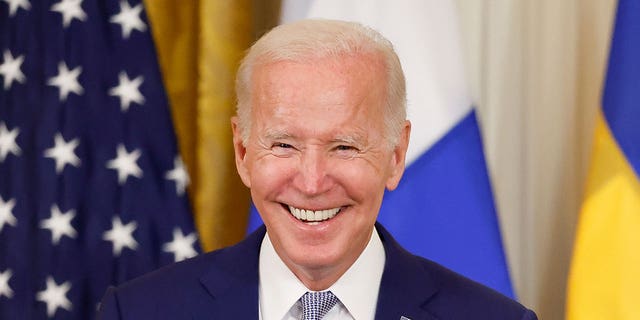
[{"left": 300, "top": 291, "right": 339, "bottom": 320}]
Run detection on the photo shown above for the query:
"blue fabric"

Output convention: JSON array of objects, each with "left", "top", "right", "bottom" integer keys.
[
  {"left": 0, "top": 1, "right": 199, "bottom": 319},
  {"left": 247, "top": 202, "right": 263, "bottom": 233},
  {"left": 378, "top": 109, "right": 513, "bottom": 298},
  {"left": 602, "top": 0, "right": 640, "bottom": 178},
  {"left": 97, "top": 223, "right": 536, "bottom": 319}
]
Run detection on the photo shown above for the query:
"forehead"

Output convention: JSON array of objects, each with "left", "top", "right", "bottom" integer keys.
[
  {"left": 258, "top": 54, "right": 381, "bottom": 94},
  {"left": 249, "top": 55, "right": 388, "bottom": 138}
]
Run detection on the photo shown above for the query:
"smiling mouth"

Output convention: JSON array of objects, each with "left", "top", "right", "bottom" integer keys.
[{"left": 286, "top": 205, "right": 342, "bottom": 223}]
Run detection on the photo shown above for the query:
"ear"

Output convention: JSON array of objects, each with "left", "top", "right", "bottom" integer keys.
[
  {"left": 385, "top": 120, "right": 411, "bottom": 191},
  {"left": 231, "top": 116, "right": 251, "bottom": 188}
]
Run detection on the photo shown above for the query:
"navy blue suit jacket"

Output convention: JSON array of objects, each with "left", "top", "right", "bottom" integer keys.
[{"left": 97, "top": 223, "right": 537, "bottom": 319}]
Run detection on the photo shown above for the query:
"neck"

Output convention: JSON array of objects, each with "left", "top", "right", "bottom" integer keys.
[
  {"left": 291, "top": 263, "right": 349, "bottom": 291},
  {"left": 283, "top": 229, "right": 374, "bottom": 291}
]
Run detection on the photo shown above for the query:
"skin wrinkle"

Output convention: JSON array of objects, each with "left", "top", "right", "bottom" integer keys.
[
  {"left": 235, "top": 20, "right": 408, "bottom": 150},
  {"left": 241, "top": 51, "right": 400, "bottom": 147},
  {"left": 232, "top": 52, "right": 410, "bottom": 291},
  {"left": 261, "top": 130, "right": 373, "bottom": 162}
]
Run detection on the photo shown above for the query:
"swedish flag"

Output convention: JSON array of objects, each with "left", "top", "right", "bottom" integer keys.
[{"left": 567, "top": 0, "right": 640, "bottom": 318}]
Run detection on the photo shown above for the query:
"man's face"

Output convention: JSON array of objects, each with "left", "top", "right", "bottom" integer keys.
[{"left": 233, "top": 54, "right": 409, "bottom": 284}]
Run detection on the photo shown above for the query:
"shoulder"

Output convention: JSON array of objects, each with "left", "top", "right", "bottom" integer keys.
[
  {"left": 113, "top": 247, "right": 230, "bottom": 297},
  {"left": 415, "top": 256, "right": 537, "bottom": 319},
  {"left": 375, "top": 224, "right": 537, "bottom": 319},
  {"left": 95, "top": 251, "right": 220, "bottom": 319},
  {"left": 96, "top": 227, "right": 265, "bottom": 319},
  {"left": 118, "top": 228, "right": 261, "bottom": 295}
]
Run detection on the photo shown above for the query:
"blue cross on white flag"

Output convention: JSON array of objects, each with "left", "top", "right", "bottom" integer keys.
[{"left": 0, "top": 0, "right": 200, "bottom": 318}]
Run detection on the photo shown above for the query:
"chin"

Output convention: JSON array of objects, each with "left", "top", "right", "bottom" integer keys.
[{"left": 288, "top": 244, "right": 343, "bottom": 269}]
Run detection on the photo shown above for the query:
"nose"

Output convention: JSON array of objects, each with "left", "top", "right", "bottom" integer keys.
[{"left": 294, "top": 149, "right": 332, "bottom": 196}]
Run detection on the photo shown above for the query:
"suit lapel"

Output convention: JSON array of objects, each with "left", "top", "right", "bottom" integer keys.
[
  {"left": 197, "top": 226, "right": 266, "bottom": 319},
  {"left": 375, "top": 223, "right": 440, "bottom": 320}
]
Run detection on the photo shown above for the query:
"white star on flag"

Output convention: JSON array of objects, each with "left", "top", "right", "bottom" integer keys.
[
  {"left": 40, "top": 205, "right": 77, "bottom": 245},
  {"left": 0, "top": 50, "right": 26, "bottom": 89},
  {"left": 1, "top": 0, "right": 30, "bottom": 17},
  {"left": 162, "top": 228, "right": 198, "bottom": 262},
  {"left": 50, "top": 0, "right": 86, "bottom": 28},
  {"left": 0, "top": 0, "right": 201, "bottom": 316},
  {"left": 106, "top": 144, "right": 143, "bottom": 185},
  {"left": 43, "top": 133, "right": 81, "bottom": 174},
  {"left": 165, "top": 156, "right": 189, "bottom": 196},
  {"left": 0, "top": 196, "right": 17, "bottom": 234},
  {"left": 109, "top": 1, "right": 147, "bottom": 39},
  {"left": 109, "top": 71, "right": 144, "bottom": 112},
  {"left": 0, "top": 269, "right": 13, "bottom": 298},
  {"left": 0, "top": 122, "right": 21, "bottom": 162},
  {"left": 103, "top": 216, "right": 138, "bottom": 256},
  {"left": 36, "top": 276, "right": 72, "bottom": 318},
  {"left": 47, "top": 61, "right": 83, "bottom": 101}
]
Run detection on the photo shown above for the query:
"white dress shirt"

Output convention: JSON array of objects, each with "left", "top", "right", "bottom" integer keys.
[{"left": 258, "top": 227, "right": 386, "bottom": 320}]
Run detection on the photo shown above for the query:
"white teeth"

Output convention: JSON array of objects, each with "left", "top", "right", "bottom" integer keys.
[
  {"left": 288, "top": 205, "right": 341, "bottom": 222},
  {"left": 309, "top": 210, "right": 318, "bottom": 221}
]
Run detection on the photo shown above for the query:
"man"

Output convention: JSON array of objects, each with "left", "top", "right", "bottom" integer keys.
[{"left": 97, "top": 19, "right": 537, "bottom": 320}]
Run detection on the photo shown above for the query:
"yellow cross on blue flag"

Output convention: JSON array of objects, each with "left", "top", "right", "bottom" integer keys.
[{"left": 567, "top": 0, "right": 640, "bottom": 318}]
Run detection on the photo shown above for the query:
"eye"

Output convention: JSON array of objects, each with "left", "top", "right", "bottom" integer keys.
[
  {"left": 273, "top": 143, "right": 293, "bottom": 149},
  {"left": 336, "top": 145, "right": 355, "bottom": 151},
  {"left": 333, "top": 144, "right": 359, "bottom": 158},
  {"left": 271, "top": 142, "right": 297, "bottom": 157}
]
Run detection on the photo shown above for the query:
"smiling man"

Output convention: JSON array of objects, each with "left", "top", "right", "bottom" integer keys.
[{"left": 97, "top": 19, "right": 537, "bottom": 320}]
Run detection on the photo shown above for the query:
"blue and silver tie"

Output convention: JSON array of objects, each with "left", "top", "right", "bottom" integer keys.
[{"left": 300, "top": 291, "right": 339, "bottom": 320}]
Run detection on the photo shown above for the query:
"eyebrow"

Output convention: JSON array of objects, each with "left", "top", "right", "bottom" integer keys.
[
  {"left": 331, "top": 134, "right": 367, "bottom": 146},
  {"left": 263, "top": 129, "right": 294, "bottom": 141},
  {"left": 263, "top": 129, "right": 367, "bottom": 145}
]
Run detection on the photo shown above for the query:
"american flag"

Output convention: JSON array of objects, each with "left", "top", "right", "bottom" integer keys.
[{"left": 0, "top": 0, "right": 200, "bottom": 318}]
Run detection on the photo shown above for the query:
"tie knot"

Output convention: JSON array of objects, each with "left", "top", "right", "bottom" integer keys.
[{"left": 300, "top": 291, "right": 339, "bottom": 320}]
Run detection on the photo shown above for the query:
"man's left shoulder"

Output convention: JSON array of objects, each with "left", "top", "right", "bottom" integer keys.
[
  {"left": 414, "top": 256, "right": 537, "bottom": 319},
  {"left": 376, "top": 224, "right": 537, "bottom": 319}
]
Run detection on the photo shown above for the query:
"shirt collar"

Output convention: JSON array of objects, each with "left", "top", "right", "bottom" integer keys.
[
  {"left": 259, "top": 232, "right": 308, "bottom": 320},
  {"left": 258, "top": 227, "right": 386, "bottom": 320}
]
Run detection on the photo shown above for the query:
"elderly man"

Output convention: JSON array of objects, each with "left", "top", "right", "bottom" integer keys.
[{"left": 97, "top": 19, "right": 537, "bottom": 320}]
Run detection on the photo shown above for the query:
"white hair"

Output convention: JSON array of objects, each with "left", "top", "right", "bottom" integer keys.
[{"left": 235, "top": 19, "right": 406, "bottom": 147}]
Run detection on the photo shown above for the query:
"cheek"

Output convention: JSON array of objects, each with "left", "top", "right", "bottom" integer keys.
[
  {"left": 330, "top": 159, "right": 387, "bottom": 199},
  {"left": 248, "top": 156, "right": 296, "bottom": 193}
]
